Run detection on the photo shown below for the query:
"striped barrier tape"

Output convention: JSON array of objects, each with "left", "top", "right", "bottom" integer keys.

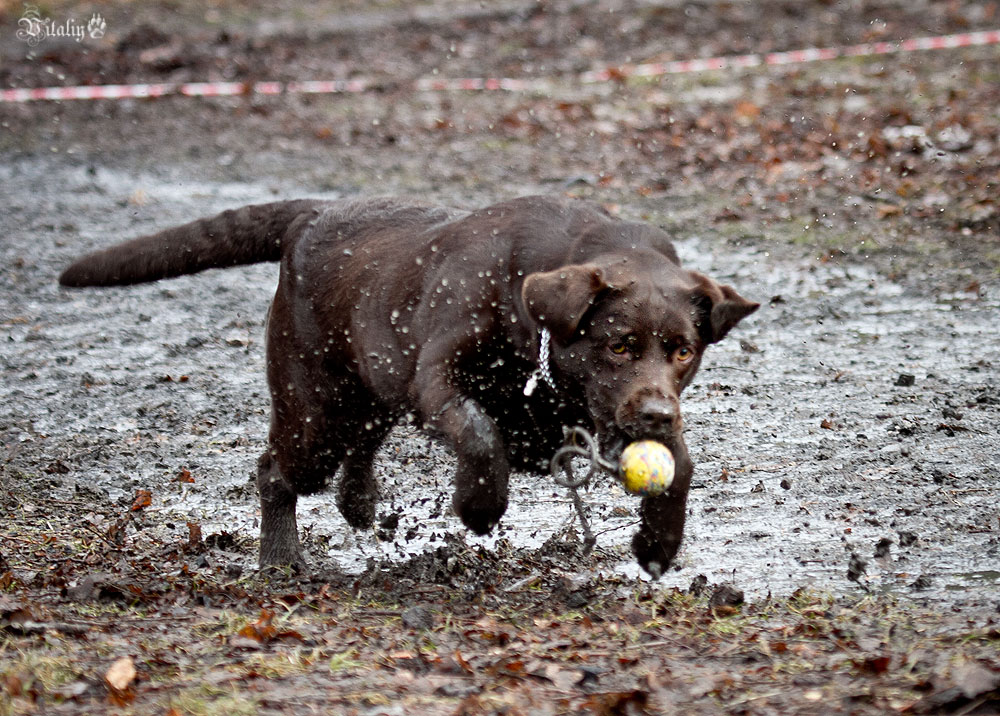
[{"left": 2, "top": 28, "right": 999, "bottom": 103}]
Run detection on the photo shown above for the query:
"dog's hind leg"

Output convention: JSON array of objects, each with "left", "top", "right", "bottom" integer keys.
[
  {"left": 335, "top": 409, "right": 393, "bottom": 530},
  {"left": 257, "top": 450, "right": 310, "bottom": 570}
]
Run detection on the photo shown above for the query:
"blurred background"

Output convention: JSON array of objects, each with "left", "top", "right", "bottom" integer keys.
[{"left": 1, "top": 0, "right": 998, "bottom": 255}]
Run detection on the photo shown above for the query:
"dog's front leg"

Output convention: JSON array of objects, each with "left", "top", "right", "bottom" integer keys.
[
  {"left": 631, "top": 441, "right": 694, "bottom": 578},
  {"left": 412, "top": 339, "right": 510, "bottom": 535},
  {"left": 444, "top": 395, "right": 510, "bottom": 535}
]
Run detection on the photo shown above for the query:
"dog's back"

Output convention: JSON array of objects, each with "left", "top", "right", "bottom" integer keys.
[{"left": 58, "top": 197, "right": 463, "bottom": 288}]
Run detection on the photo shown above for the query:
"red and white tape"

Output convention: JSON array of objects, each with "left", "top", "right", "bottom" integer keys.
[{"left": 2, "top": 28, "right": 998, "bottom": 103}]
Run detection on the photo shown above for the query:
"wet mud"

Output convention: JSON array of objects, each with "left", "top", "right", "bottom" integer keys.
[{"left": 2, "top": 157, "right": 997, "bottom": 611}]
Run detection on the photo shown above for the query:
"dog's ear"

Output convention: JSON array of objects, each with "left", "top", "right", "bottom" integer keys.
[
  {"left": 522, "top": 264, "right": 610, "bottom": 342},
  {"left": 689, "top": 271, "right": 759, "bottom": 344}
]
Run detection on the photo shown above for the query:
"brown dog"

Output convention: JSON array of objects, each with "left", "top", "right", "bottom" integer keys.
[{"left": 60, "top": 196, "right": 758, "bottom": 576}]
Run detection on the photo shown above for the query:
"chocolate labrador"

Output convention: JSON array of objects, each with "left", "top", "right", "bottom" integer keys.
[{"left": 60, "top": 196, "right": 758, "bottom": 576}]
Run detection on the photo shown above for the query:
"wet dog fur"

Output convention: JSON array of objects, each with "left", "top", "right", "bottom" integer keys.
[{"left": 60, "top": 195, "right": 758, "bottom": 576}]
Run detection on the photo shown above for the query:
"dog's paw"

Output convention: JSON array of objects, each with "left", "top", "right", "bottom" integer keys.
[
  {"left": 631, "top": 530, "right": 677, "bottom": 579},
  {"left": 258, "top": 538, "right": 308, "bottom": 575},
  {"left": 459, "top": 510, "right": 500, "bottom": 535},
  {"left": 455, "top": 502, "right": 505, "bottom": 535},
  {"left": 452, "top": 481, "right": 508, "bottom": 535},
  {"left": 336, "top": 487, "right": 377, "bottom": 530}
]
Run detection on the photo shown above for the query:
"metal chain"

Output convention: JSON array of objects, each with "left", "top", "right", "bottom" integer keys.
[{"left": 549, "top": 426, "right": 617, "bottom": 554}]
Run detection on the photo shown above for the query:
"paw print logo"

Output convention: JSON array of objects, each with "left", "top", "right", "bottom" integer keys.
[{"left": 87, "top": 13, "right": 106, "bottom": 39}]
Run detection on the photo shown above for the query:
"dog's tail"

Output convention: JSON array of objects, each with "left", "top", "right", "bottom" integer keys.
[{"left": 59, "top": 199, "right": 322, "bottom": 287}]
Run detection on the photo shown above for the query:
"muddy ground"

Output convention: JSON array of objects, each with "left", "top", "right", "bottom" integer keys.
[{"left": 1, "top": 1, "right": 999, "bottom": 714}]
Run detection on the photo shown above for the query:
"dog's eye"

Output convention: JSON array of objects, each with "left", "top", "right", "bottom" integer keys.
[
  {"left": 610, "top": 341, "right": 629, "bottom": 355},
  {"left": 675, "top": 345, "right": 694, "bottom": 362}
]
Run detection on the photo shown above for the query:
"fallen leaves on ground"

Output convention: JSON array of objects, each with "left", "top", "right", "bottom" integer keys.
[{"left": 1, "top": 485, "right": 998, "bottom": 715}]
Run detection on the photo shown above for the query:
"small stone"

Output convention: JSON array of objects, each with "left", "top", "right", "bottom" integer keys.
[
  {"left": 708, "top": 583, "right": 744, "bottom": 609},
  {"left": 910, "top": 575, "right": 932, "bottom": 591},
  {"left": 847, "top": 552, "right": 868, "bottom": 586},
  {"left": 564, "top": 590, "right": 589, "bottom": 609},
  {"left": 688, "top": 574, "right": 709, "bottom": 597},
  {"left": 401, "top": 605, "right": 434, "bottom": 631},
  {"left": 874, "top": 538, "right": 893, "bottom": 560},
  {"left": 576, "top": 666, "right": 603, "bottom": 688},
  {"left": 894, "top": 373, "right": 916, "bottom": 387}
]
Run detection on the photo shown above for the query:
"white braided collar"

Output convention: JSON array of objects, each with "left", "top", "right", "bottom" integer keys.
[{"left": 523, "top": 328, "right": 557, "bottom": 396}]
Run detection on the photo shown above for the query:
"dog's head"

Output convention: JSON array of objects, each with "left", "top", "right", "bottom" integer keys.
[{"left": 521, "top": 251, "right": 758, "bottom": 459}]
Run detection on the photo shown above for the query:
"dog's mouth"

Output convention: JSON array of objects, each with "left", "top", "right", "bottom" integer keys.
[
  {"left": 599, "top": 433, "right": 629, "bottom": 464},
  {"left": 598, "top": 427, "right": 684, "bottom": 465}
]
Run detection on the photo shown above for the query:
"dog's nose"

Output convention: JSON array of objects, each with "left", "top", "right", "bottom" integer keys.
[{"left": 637, "top": 398, "right": 679, "bottom": 433}]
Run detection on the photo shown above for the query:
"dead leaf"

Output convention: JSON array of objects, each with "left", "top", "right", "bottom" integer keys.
[
  {"left": 51, "top": 680, "right": 90, "bottom": 700},
  {"left": 877, "top": 203, "right": 902, "bottom": 219},
  {"left": 453, "top": 650, "right": 473, "bottom": 675},
  {"left": 544, "top": 663, "right": 578, "bottom": 691},
  {"left": 689, "top": 674, "right": 723, "bottom": 698},
  {"left": 712, "top": 605, "right": 741, "bottom": 618},
  {"left": 854, "top": 654, "right": 891, "bottom": 674},
  {"left": 66, "top": 572, "right": 130, "bottom": 602},
  {"left": 734, "top": 100, "right": 761, "bottom": 125},
  {"left": 581, "top": 690, "right": 649, "bottom": 715},
  {"left": 911, "top": 661, "right": 1000, "bottom": 714},
  {"left": 238, "top": 609, "right": 277, "bottom": 643},
  {"left": 105, "top": 658, "right": 135, "bottom": 690},
  {"left": 187, "top": 521, "right": 203, "bottom": 550},
  {"left": 3, "top": 673, "right": 24, "bottom": 698},
  {"left": 177, "top": 468, "right": 194, "bottom": 483},
  {"left": 0, "top": 595, "right": 29, "bottom": 618},
  {"left": 104, "top": 656, "right": 136, "bottom": 704},
  {"left": 131, "top": 489, "right": 152, "bottom": 511},
  {"left": 713, "top": 207, "right": 743, "bottom": 222},
  {"left": 953, "top": 660, "right": 1000, "bottom": 698}
]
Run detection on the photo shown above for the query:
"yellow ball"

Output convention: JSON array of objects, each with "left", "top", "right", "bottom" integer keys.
[{"left": 618, "top": 441, "right": 675, "bottom": 496}]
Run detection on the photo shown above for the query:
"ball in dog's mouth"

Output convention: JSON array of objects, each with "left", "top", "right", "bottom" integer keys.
[{"left": 617, "top": 440, "right": 675, "bottom": 497}]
